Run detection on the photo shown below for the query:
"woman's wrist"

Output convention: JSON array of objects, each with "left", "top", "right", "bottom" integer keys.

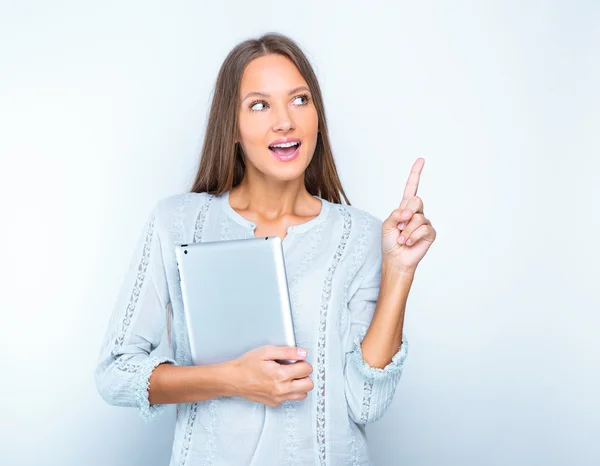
[
  {"left": 199, "top": 360, "right": 241, "bottom": 398},
  {"left": 382, "top": 258, "right": 417, "bottom": 278},
  {"left": 164, "top": 361, "right": 239, "bottom": 401}
]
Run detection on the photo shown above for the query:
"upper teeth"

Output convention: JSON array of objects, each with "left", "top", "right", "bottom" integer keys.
[{"left": 271, "top": 141, "right": 299, "bottom": 148}]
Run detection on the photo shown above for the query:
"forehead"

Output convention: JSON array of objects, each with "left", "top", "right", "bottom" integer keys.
[{"left": 240, "top": 54, "right": 308, "bottom": 94}]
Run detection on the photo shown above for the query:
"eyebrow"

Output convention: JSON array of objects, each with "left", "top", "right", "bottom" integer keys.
[{"left": 241, "top": 86, "right": 311, "bottom": 102}]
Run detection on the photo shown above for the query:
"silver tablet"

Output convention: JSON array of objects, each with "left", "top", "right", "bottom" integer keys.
[{"left": 175, "top": 236, "right": 297, "bottom": 366}]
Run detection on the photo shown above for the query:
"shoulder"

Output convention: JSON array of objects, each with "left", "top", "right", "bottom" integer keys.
[
  {"left": 155, "top": 191, "right": 212, "bottom": 211},
  {"left": 329, "top": 201, "right": 383, "bottom": 246},
  {"left": 330, "top": 204, "right": 384, "bottom": 288},
  {"left": 152, "top": 192, "right": 214, "bottom": 229},
  {"left": 342, "top": 203, "right": 383, "bottom": 230}
]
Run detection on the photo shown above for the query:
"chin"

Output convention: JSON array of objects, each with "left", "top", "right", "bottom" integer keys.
[
  {"left": 257, "top": 151, "right": 312, "bottom": 181},
  {"left": 264, "top": 165, "right": 306, "bottom": 182}
]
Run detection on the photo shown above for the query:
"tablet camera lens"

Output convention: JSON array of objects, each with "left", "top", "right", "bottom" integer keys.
[{"left": 184, "top": 250, "right": 188, "bottom": 254}]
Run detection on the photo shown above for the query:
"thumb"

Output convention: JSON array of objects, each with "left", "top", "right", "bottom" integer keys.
[
  {"left": 262, "top": 345, "right": 307, "bottom": 361},
  {"left": 382, "top": 208, "right": 405, "bottom": 232}
]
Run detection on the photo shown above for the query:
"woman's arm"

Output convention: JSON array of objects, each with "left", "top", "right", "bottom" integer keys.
[
  {"left": 148, "top": 345, "right": 314, "bottom": 406},
  {"left": 359, "top": 262, "right": 412, "bottom": 368},
  {"left": 346, "top": 157, "right": 435, "bottom": 423},
  {"left": 95, "top": 202, "right": 178, "bottom": 422},
  {"left": 147, "top": 362, "right": 238, "bottom": 405},
  {"left": 343, "top": 232, "right": 409, "bottom": 426}
]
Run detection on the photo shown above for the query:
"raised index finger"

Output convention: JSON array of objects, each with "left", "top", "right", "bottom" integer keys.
[{"left": 400, "top": 158, "right": 425, "bottom": 208}]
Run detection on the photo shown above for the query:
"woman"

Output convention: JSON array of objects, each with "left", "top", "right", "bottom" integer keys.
[{"left": 95, "top": 32, "right": 436, "bottom": 466}]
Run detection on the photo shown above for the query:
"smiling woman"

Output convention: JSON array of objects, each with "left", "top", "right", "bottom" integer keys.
[
  {"left": 95, "top": 32, "right": 419, "bottom": 466},
  {"left": 190, "top": 34, "right": 349, "bottom": 205},
  {"left": 235, "top": 54, "right": 319, "bottom": 182}
]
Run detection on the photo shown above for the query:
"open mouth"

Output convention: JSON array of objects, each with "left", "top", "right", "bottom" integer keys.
[{"left": 268, "top": 141, "right": 301, "bottom": 158}]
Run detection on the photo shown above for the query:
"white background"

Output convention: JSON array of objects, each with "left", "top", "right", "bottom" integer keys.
[{"left": 1, "top": 1, "right": 599, "bottom": 465}]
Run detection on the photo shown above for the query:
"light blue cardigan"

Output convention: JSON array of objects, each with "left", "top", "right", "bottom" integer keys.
[{"left": 95, "top": 190, "right": 408, "bottom": 466}]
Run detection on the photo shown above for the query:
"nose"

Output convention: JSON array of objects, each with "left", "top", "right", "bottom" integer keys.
[{"left": 272, "top": 106, "right": 295, "bottom": 132}]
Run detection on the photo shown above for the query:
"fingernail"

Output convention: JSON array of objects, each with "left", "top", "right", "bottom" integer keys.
[
  {"left": 398, "top": 222, "right": 406, "bottom": 230},
  {"left": 398, "top": 235, "right": 405, "bottom": 244},
  {"left": 297, "top": 348, "right": 307, "bottom": 357},
  {"left": 402, "top": 210, "right": 411, "bottom": 219}
]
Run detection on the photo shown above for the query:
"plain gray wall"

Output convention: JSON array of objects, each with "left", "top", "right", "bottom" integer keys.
[{"left": 1, "top": 1, "right": 599, "bottom": 465}]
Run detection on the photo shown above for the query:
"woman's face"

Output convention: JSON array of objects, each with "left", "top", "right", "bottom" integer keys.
[{"left": 237, "top": 54, "right": 319, "bottom": 182}]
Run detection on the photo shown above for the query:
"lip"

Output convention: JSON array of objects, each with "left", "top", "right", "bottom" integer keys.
[
  {"left": 268, "top": 137, "right": 301, "bottom": 147},
  {"left": 269, "top": 141, "right": 301, "bottom": 162}
]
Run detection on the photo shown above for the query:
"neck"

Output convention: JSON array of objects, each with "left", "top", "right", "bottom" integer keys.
[{"left": 229, "top": 178, "right": 315, "bottom": 218}]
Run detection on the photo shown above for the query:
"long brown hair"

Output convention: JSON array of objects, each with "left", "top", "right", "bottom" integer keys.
[{"left": 189, "top": 32, "right": 350, "bottom": 205}]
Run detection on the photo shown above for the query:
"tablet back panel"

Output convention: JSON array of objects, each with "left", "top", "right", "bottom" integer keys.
[{"left": 175, "top": 236, "right": 296, "bottom": 365}]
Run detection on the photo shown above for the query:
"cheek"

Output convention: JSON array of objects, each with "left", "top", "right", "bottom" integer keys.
[
  {"left": 238, "top": 116, "right": 261, "bottom": 144},
  {"left": 300, "top": 107, "right": 319, "bottom": 131},
  {"left": 237, "top": 118, "right": 268, "bottom": 166},
  {"left": 299, "top": 110, "right": 319, "bottom": 151}
]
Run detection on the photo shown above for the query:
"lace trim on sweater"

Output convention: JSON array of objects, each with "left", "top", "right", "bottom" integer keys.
[
  {"left": 180, "top": 402, "right": 198, "bottom": 465},
  {"left": 343, "top": 212, "right": 372, "bottom": 465},
  {"left": 282, "top": 400, "right": 301, "bottom": 464},
  {"left": 360, "top": 380, "right": 375, "bottom": 424},
  {"left": 316, "top": 207, "right": 352, "bottom": 466},
  {"left": 203, "top": 398, "right": 220, "bottom": 466},
  {"left": 340, "top": 212, "right": 371, "bottom": 337},
  {"left": 105, "top": 210, "right": 177, "bottom": 422},
  {"left": 350, "top": 325, "right": 408, "bottom": 380},
  {"left": 194, "top": 195, "right": 214, "bottom": 243},
  {"left": 132, "top": 356, "right": 176, "bottom": 422},
  {"left": 350, "top": 326, "right": 409, "bottom": 423},
  {"left": 111, "top": 214, "right": 155, "bottom": 357},
  {"left": 283, "top": 222, "right": 325, "bottom": 464}
]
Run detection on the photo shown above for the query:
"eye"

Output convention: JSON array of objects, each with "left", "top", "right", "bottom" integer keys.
[
  {"left": 249, "top": 100, "right": 268, "bottom": 112},
  {"left": 293, "top": 94, "right": 311, "bottom": 106}
]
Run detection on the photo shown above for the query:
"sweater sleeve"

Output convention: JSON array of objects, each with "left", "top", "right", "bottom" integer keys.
[
  {"left": 343, "top": 246, "right": 409, "bottom": 425},
  {"left": 94, "top": 203, "right": 176, "bottom": 422}
]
